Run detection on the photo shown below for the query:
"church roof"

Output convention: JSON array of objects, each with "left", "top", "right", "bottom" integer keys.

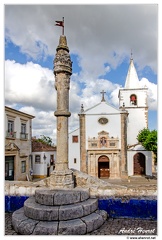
[
  {"left": 124, "top": 58, "right": 140, "bottom": 89},
  {"left": 5, "top": 106, "right": 35, "bottom": 119},
  {"left": 83, "top": 101, "right": 121, "bottom": 115},
  {"left": 69, "top": 128, "right": 79, "bottom": 135},
  {"left": 128, "top": 143, "right": 146, "bottom": 151}
]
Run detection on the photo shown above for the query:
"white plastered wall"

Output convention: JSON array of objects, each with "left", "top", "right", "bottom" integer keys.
[
  {"left": 68, "top": 128, "right": 80, "bottom": 170},
  {"left": 127, "top": 150, "right": 152, "bottom": 176}
]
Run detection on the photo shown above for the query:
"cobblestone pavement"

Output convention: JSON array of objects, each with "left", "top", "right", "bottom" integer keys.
[
  {"left": 5, "top": 212, "right": 157, "bottom": 235},
  {"left": 103, "top": 175, "right": 157, "bottom": 190}
]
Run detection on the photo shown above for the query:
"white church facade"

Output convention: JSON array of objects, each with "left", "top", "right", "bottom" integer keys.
[{"left": 68, "top": 57, "right": 153, "bottom": 178}]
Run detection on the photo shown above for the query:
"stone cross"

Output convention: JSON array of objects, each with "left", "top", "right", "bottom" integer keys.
[{"left": 100, "top": 90, "right": 106, "bottom": 102}]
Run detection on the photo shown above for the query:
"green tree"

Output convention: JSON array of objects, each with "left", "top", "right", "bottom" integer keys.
[
  {"left": 37, "top": 135, "right": 53, "bottom": 146},
  {"left": 137, "top": 128, "right": 157, "bottom": 163}
]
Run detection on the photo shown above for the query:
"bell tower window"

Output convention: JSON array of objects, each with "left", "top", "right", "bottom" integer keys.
[{"left": 130, "top": 94, "right": 137, "bottom": 105}]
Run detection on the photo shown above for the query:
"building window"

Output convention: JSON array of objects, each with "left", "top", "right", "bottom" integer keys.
[
  {"left": 20, "top": 123, "right": 28, "bottom": 139},
  {"left": 74, "top": 158, "right": 77, "bottom": 164},
  {"left": 35, "top": 155, "right": 41, "bottom": 163},
  {"left": 110, "top": 142, "right": 116, "bottom": 147},
  {"left": 130, "top": 94, "right": 137, "bottom": 105},
  {"left": 50, "top": 155, "right": 54, "bottom": 165},
  {"left": 91, "top": 143, "right": 97, "bottom": 147},
  {"left": 7, "top": 120, "right": 15, "bottom": 138},
  {"left": 21, "top": 123, "right": 26, "bottom": 133},
  {"left": 72, "top": 136, "right": 78, "bottom": 143},
  {"left": 21, "top": 161, "right": 26, "bottom": 173},
  {"left": 8, "top": 120, "right": 14, "bottom": 132}
]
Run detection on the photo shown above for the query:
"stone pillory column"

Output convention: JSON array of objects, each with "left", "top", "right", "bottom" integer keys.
[
  {"left": 50, "top": 35, "right": 74, "bottom": 188},
  {"left": 120, "top": 107, "right": 128, "bottom": 178}
]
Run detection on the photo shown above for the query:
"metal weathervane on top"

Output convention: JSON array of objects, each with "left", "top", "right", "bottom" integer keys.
[
  {"left": 55, "top": 17, "right": 64, "bottom": 35},
  {"left": 130, "top": 48, "right": 133, "bottom": 60}
]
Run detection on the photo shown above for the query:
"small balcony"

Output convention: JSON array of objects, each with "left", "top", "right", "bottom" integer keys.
[
  {"left": 20, "top": 133, "right": 28, "bottom": 140},
  {"left": 6, "top": 131, "right": 16, "bottom": 139}
]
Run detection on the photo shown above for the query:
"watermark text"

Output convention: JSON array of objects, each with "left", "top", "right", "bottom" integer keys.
[{"left": 118, "top": 227, "right": 156, "bottom": 235}]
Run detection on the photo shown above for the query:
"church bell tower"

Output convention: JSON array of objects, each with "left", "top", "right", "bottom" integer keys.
[{"left": 118, "top": 56, "right": 148, "bottom": 146}]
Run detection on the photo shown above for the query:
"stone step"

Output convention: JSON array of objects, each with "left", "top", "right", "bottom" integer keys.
[
  {"left": 81, "top": 212, "right": 104, "bottom": 233},
  {"left": 35, "top": 188, "right": 89, "bottom": 206},
  {"left": 24, "top": 197, "right": 98, "bottom": 221},
  {"left": 12, "top": 207, "right": 107, "bottom": 235}
]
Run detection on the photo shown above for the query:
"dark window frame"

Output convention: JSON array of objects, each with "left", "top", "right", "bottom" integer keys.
[
  {"left": 130, "top": 94, "right": 137, "bottom": 105},
  {"left": 21, "top": 161, "right": 26, "bottom": 173},
  {"left": 72, "top": 135, "right": 78, "bottom": 143},
  {"left": 35, "top": 155, "right": 41, "bottom": 163}
]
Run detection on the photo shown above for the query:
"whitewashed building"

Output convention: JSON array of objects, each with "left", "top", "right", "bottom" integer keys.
[
  {"left": 32, "top": 139, "right": 56, "bottom": 179},
  {"left": 127, "top": 144, "right": 152, "bottom": 176},
  {"left": 69, "top": 57, "right": 153, "bottom": 178},
  {"left": 69, "top": 128, "right": 80, "bottom": 171}
]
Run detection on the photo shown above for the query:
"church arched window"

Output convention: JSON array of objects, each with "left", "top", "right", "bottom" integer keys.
[{"left": 130, "top": 94, "right": 137, "bottom": 105}]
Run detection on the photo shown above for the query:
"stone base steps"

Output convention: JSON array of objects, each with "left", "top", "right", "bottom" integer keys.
[
  {"left": 24, "top": 197, "right": 98, "bottom": 221},
  {"left": 12, "top": 189, "right": 107, "bottom": 235},
  {"left": 35, "top": 188, "right": 90, "bottom": 205},
  {"left": 12, "top": 207, "right": 107, "bottom": 235}
]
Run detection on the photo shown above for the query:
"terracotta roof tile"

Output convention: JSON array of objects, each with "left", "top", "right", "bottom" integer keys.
[{"left": 32, "top": 139, "right": 56, "bottom": 152}]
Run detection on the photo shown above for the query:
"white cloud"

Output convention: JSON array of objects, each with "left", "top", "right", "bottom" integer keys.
[
  {"left": 109, "top": 86, "right": 121, "bottom": 107},
  {"left": 17, "top": 105, "right": 57, "bottom": 143},
  {"left": 5, "top": 60, "right": 56, "bottom": 111},
  {"left": 5, "top": 5, "right": 158, "bottom": 76},
  {"left": 139, "top": 78, "right": 157, "bottom": 110},
  {"left": 80, "top": 78, "right": 120, "bottom": 109}
]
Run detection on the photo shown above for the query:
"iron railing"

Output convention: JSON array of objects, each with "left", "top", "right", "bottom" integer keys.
[{"left": 6, "top": 131, "right": 16, "bottom": 138}]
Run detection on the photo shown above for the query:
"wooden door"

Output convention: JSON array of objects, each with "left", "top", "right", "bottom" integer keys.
[
  {"left": 98, "top": 156, "right": 109, "bottom": 178},
  {"left": 99, "top": 163, "right": 109, "bottom": 178},
  {"left": 134, "top": 153, "right": 145, "bottom": 175}
]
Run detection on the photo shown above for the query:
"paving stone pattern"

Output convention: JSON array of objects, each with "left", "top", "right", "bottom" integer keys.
[{"left": 5, "top": 212, "right": 157, "bottom": 235}]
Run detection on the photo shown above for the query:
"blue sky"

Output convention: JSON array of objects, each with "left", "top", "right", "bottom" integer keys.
[{"left": 4, "top": 4, "right": 158, "bottom": 143}]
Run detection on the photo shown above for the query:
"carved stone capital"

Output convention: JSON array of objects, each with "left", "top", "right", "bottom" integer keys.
[{"left": 54, "top": 35, "right": 72, "bottom": 75}]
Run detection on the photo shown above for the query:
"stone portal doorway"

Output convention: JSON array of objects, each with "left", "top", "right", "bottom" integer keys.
[
  {"left": 98, "top": 155, "right": 109, "bottom": 178},
  {"left": 134, "top": 153, "right": 146, "bottom": 175}
]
